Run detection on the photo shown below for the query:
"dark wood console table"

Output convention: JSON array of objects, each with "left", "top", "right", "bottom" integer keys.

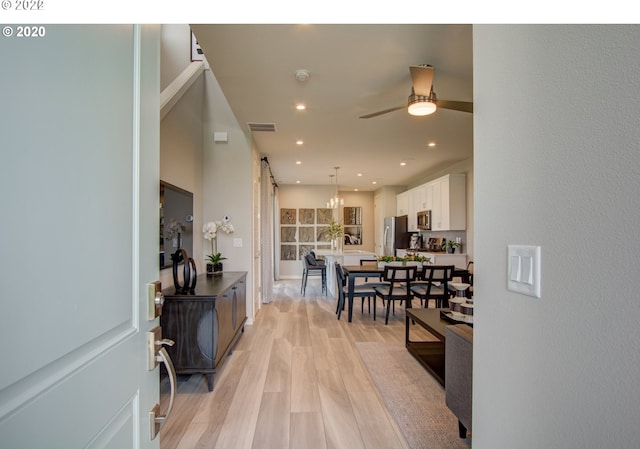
[
  {"left": 161, "top": 271, "right": 247, "bottom": 391},
  {"left": 405, "top": 308, "right": 461, "bottom": 386}
]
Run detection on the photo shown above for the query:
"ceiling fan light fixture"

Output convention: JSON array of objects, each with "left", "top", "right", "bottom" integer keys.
[{"left": 407, "top": 93, "right": 437, "bottom": 116}]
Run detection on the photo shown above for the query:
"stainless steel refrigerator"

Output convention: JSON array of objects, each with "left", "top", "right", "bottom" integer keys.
[{"left": 383, "top": 215, "right": 408, "bottom": 256}]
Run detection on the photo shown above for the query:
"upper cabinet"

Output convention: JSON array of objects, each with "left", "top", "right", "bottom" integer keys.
[
  {"left": 407, "top": 188, "right": 418, "bottom": 231},
  {"left": 431, "top": 174, "right": 466, "bottom": 231},
  {"left": 398, "top": 173, "right": 466, "bottom": 232},
  {"left": 396, "top": 191, "right": 409, "bottom": 216}
]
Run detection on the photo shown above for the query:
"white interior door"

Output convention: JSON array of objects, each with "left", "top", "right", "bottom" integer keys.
[{"left": 0, "top": 25, "right": 161, "bottom": 448}]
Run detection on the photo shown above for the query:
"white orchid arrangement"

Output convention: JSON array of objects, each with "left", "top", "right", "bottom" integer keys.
[
  {"left": 203, "top": 218, "right": 235, "bottom": 264},
  {"left": 164, "top": 218, "right": 186, "bottom": 240}
]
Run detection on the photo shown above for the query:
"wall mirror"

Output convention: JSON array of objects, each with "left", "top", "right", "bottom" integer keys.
[
  {"left": 160, "top": 181, "right": 193, "bottom": 269},
  {"left": 344, "top": 206, "right": 362, "bottom": 225},
  {"left": 344, "top": 207, "right": 362, "bottom": 245}
]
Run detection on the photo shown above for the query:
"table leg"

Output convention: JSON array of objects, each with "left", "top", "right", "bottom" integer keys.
[{"left": 348, "top": 274, "right": 355, "bottom": 322}]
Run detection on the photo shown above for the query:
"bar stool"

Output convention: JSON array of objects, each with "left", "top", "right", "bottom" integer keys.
[{"left": 301, "top": 251, "right": 326, "bottom": 296}]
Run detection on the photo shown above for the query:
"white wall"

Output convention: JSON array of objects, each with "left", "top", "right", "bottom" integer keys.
[
  {"left": 473, "top": 25, "right": 640, "bottom": 448},
  {"left": 202, "top": 69, "right": 256, "bottom": 322},
  {"left": 160, "top": 24, "right": 192, "bottom": 91}
]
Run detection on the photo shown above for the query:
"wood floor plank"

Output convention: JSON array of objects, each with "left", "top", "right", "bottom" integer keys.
[
  {"left": 348, "top": 390, "right": 407, "bottom": 449},
  {"left": 290, "top": 411, "right": 327, "bottom": 449},
  {"left": 158, "top": 374, "right": 209, "bottom": 448},
  {"left": 175, "top": 422, "right": 208, "bottom": 449},
  {"left": 213, "top": 324, "right": 275, "bottom": 449},
  {"left": 309, "top": 327, "right": 339, "bottom": 372},
  {"left": 330, "top": 336, "right": 375, "bottom": 394},
  {"left": 182, "top": 350, "right": 251, "bottom": 449},
  {"left": 251, "top": 391, "right": 291, "bottom": 449},
  {"left": 317, "top": 368, "right": 366, "bottom": 449},
  {"left": 263, "top": 337, "right": 292, "bottom": 393},
  {"left": 291, "top": 345, "right": 321, "bottom": 412}
]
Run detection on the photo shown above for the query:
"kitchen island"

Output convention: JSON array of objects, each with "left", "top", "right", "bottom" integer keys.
[
  {"left": 315, "top": 249, "right": 377, "bottom": 297},
  {"left": 396, "top": 249, "right": 467, "bottom": 269}
]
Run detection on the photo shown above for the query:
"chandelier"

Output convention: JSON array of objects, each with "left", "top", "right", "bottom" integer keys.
[{"left": 327, "top": 166, "right": 344, "bottom": 209}]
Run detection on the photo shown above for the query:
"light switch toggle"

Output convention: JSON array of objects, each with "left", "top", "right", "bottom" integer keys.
[{"left": 507, "top": 245, "right": 541, "bottom": 298}]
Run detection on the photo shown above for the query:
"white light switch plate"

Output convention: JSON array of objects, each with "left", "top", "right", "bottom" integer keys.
[
  {"left": 233, "top": 238, "right": 243, "bottom": 248},
  {"left": 507, "top": 245, "right": 541, "bottom": 298}
]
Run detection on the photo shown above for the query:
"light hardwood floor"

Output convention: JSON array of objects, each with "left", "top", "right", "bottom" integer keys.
[{"left": 159, "top": 278, "right": 438, "bottom": 449}]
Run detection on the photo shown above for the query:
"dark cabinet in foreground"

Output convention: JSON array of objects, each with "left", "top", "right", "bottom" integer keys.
[{"left": 161, "top": 271, "right": 247, "bottom": 391}]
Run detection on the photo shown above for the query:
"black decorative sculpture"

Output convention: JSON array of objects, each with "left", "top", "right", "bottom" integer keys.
[{"left": 172, "top": 249, "right": 197, "bottom": 294}]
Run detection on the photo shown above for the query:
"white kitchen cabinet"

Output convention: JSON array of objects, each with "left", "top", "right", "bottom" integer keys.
[
  {"left": 407, "top": 188, "right": 418, "bottom": 231},
  {"left": 397, "top": 173, "right": 466, "bottom": 231},
  {"left": 430, "top": 174, "right": 466, "bottom": 231},
  {"left": 396, "top": 190, "right": 409, "bottom": 216},
  {"left": 415, "top": 183, "right": 430, "bottom": 212}
]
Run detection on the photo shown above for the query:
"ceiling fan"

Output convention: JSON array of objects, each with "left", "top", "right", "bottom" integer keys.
[{"left": 359, "top": 65, "right": 473, "bottom": 119}]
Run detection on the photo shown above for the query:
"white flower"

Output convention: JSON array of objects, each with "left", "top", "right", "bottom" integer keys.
[
  {"left": 203, "top": 219, "right": 234, "bottom": 240},
  {"left": 219, "top": 222, "right": 234, "bottom": 234},
  {"left": 165, "top": 219, "right": 185, "bottom": 239}
]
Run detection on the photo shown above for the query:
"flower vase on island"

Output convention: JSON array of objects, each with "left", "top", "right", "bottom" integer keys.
[
  {"left": 327, "top": 218, "right": 343, "bottom": 253},
  {"left": 203, "top": 218, "right": 234, "bottom": 277}
]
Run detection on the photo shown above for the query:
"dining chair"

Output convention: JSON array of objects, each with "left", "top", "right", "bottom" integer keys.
[
  {"left": 373, "top": 265, "right": 418, "bottom": 325},
  {"left": 301, "top": 250, "right": 327, "bottom": 297},
  {"left": 335, "top": 262, "right": 378, "bottom": 320},
  {"left": 449, "top": 260, "right": 474, "bottom": 299},
  {"left": 357, "top": 259, "right": 383, "bottom": 313},
  {"left": 411, "top": 265, "right": 455, "bottom": 308},
  {"left": 465, "top": 261, "right": 474, "bottom": 298}
]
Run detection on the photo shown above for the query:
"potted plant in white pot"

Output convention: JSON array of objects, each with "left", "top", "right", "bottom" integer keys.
[{"left": 203, "top": 218, "right": 234, "bottom": 276}]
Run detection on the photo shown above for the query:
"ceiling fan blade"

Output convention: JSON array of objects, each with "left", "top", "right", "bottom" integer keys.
[
  {"left": 359, "top": 105, "right": 406, "bottom": 119},
  {"left": 434, "top": 99, "right": 473, "bottom": 113},
  {"left": 409, "top": 65, "right": 435, "bottom": 96}
]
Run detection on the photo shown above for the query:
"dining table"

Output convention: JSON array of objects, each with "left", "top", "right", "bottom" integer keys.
[{"left": 340, "top": 264, "right": 471, "bottom": 323}]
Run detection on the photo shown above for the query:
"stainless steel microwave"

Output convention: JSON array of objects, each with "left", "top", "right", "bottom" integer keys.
[{"left": 417, "top": 210, "right": 431, "bottom": 230}]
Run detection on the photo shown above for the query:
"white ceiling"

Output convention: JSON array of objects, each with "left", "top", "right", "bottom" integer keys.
[{"left": 190, "top": 24, "right": 473, "bottom": 191}]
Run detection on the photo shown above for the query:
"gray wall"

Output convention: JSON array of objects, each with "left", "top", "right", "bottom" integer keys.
[{"left": 473, "top": 25, "right": 640, "bottom": 447}]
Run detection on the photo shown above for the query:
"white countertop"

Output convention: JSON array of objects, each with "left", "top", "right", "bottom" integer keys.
[
  {"left": 316, "top": 249, "right": 376, "bottom": 257},
  {"left": 401, "top": 249, "right": 467, "bottom": 256}
]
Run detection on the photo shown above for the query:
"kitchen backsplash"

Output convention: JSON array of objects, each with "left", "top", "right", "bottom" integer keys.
[{"left": 412, "top": 230, "right": 467, "bottom": 252}]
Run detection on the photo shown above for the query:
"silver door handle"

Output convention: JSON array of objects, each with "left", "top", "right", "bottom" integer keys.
[{"left": 150, "top": 346, "right": 177, "bottom": 440}]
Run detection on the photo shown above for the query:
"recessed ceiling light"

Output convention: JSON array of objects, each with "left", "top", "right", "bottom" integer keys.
[
  {"left": 354, "top": 188, "right": 359, "bottom": 191},
  {"left": 296, "top": 103, "right": 306, "bottom": 110},
  {"left": 296, "top": 161, "right": 302, "bottom": 165},
  {"left": 357, "top": 173, "right": 363, "bottom": 177},
  {"left": 400, "top": 162, "right": 407, "bottom": 166},
  {"left": 372, "top": 181, "right": 377, "bottom": 185},
  {"left": 428, "top": 142, "right": 436, "bottom": 147},
  {"left": 296, "top": 180, "right": 301, "bottom": 184},
  {"left": 296, "top": 140, "right": 304, "bottom": 145}
]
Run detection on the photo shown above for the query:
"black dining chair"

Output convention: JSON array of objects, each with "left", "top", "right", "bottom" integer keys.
[
  {"left": 373, "top": 265, "right": 418, "bottom": 325},
  {"left": 411, "top": 265, "right": 455, "bottom": 308},
  {"left": 357, "top": 259, "right": 383, "bottom": 313},
  {"left": 301, "top": 250, "right": 327, "bottom": 297},
  {"left": 449, "top": 260, "right": 474, "bottom": 299},
  {"left": 335, "top": 262, "right": 379, "bottom": 320}
]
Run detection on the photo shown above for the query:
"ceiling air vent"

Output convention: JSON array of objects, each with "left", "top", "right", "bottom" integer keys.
[{"left": 248, "top": 123, "right": 276, "bottom": 133}]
